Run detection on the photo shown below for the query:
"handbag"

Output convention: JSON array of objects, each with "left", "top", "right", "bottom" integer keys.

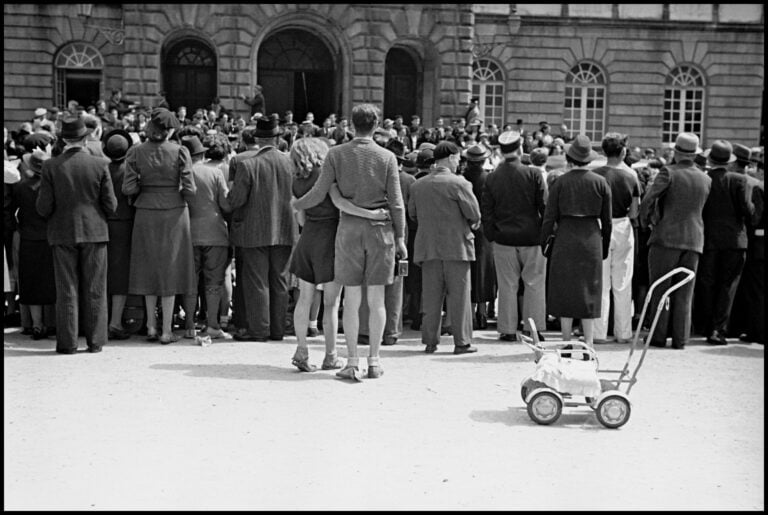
[{"left": 543, "top": 233, "right": 555, "bottom": 258}]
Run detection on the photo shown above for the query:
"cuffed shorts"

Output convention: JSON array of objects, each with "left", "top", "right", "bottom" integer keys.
[{"left": 334, "top": 213, "right": 395, "bottom": 286}]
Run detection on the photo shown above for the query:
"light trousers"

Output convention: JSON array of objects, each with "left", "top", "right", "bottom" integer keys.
[
  {"left": 492, "top": 243, "right": 546, "bottom": 335},
  {"left": 594, "top": 217, "right": 635, "bottom": 340},
  {"left": 421, "top": 260, "right": 472, "bottom": 347}
]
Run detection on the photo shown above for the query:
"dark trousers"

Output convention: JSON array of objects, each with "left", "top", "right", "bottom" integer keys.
[
  {"left": 51, "top": 243, "right": 108, "bottom": 352},
  {"left": 240, "top": 245, "right": 291, "bottom": 338},
  {"left": 359, "top": 274, "right": 404, "bottom": 340},
  {"left": 695, "top": 248, "right": 746, "bottom": 336},
  {"left": 647, "top": 246, "right": 699, "bottom": 347},
  {"left": 421, "top": 260, "right": 472, "bottom": 347}
]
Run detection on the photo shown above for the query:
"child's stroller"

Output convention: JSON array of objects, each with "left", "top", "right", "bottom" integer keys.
[{"left": 519, "top": 267, "right": 696, "bottom": 428}]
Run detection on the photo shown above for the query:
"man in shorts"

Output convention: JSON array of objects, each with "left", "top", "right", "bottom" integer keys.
[{"left": 291, "top": 104, "right": 407, "bottom": 380}]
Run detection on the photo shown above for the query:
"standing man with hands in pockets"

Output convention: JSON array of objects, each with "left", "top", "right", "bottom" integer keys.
[{"left": 291, "top": 104, "right": 407, "bottom": 381}]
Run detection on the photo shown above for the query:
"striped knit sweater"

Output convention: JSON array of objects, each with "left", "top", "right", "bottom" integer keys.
[{"left": 292, "top": 137, "right": 406, "bottom": 238}]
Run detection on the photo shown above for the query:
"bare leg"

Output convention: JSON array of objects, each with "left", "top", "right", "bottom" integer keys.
[
  {"left": 183, "top": 294, "right": 197, "bottom": 336},
  {"left": 309, "top": 288, "right": 322, "bottom": 330},
  {"left": 582, "top": 318, "right": 594, "bottom": 347},
  {"left": 293, "top": 279, "right": 315, "bottom": 354},
  {"left": 366, "top": 284, "right": 386, "bottom": 359},
  {"left": 145, "top": 295, "right": 158, "bottom": 337},
  {"left": 342, "top": 286, "right": 362, "bottom": 364},
  {"left": 28, "top": 304, "right": 43, "bottom": 330},
  {"left": 160, "top": 295, "right": 175, "bottom": 338},
  {"left": 560, "top": 317, "right": 572, "bottom": 341},
  {"left": 109, "top": 294, "right": 127, "bottom": 330},
  {"left": 219, "top": 261, "right": 232, "bottom": 327},
  {"left": 322, "top": 281, "right": 342, "bottom": 355}
]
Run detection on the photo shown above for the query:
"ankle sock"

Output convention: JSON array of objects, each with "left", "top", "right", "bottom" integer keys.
[
  {"left": 308, "top": 320, "right": 318, "bottom": 329},
  {"left": 347, "top": 357, "right": 359, "bottom": 367},
  {"left": 367, "top": 356, "right": 380, "bottom": 367}
]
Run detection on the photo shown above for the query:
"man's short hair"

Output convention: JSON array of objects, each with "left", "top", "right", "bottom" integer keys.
[
  {"left": 601, "top": 132, "right": 628, "bottom": 158},
  {"left": 351, "top": 104, "right": 379, "bottom": 134}
]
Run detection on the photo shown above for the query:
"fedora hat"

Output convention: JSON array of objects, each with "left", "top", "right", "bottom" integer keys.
[
  {"left": 385, "top": 139, "right": 406, "bottom": 163},
  {"left": 703, "top": 139, "right": 736, "bottom": 165},
  {"left": 102, "top": 128, "right": 133, "bottom": 161},
  {"left": 464, "top": 144, "right": 491, "bottom": 162},
  {"left": 673, "top": 132, "right": 702, "bottom": 155},
  {"left": 732, "top": 143, "right": 751, "bottom": 163},
  {"left": 564, "top": 134, "right": 599, "bottom": 164},
  {"left": 402, "top": 151, "right": 418, "bottom": 171},
  {"left": 181, "top": 135, "right": 207, "bottom": 156},
  {"left": 416, "top": 147, "right": 435, "bottom": 168},
  {"left": 254, "top": 117, "right": 279, "bottom": 138},
  {"left": 60, "top": 115, "right": 91, "bottom": 140},
  {"left": 22, "top": 148, "right": 50, "bottom": 174},
  {"left": 149, "top": 107, "right": 180, "bottom": 132}
]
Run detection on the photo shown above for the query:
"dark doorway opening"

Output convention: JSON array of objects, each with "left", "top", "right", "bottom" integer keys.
[
  {"left": 384, "top": 47, "right": 419, "bottom": 121},
  {"left": 258, "top": 29, "right": 335, "bottom": 122},
  {"left": 163, "top": 39, "right": 217, "bottom": 113},
  {"left": 62, "top": 70, "right": 102, "bottom": 108}
]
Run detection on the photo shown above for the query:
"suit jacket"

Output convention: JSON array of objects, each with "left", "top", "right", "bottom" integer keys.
[
  {"left": 36, "top": 147, "right": 116, "bottom": 245},
  {"left": 640, "top": 159, "right": 711, "bottom": 253},
  {"left": 227, "top": 146, "right": 296, "bottom": 248},
  {"left": 408, "top": 167, "right": 480, "bottom": 264},
  {"left": 228, "top": 148, "right": 262, "bottom": 182},
  {"left": 702, "top": 166, "right": 754, "bottom": 250},
  {"left": 482, "top": 156, "right": 547, "bottom": 246}
]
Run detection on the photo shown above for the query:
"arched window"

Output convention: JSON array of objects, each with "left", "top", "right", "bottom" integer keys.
[
  {"left": 472, "top": 59, "right": 505, "bottom": 129},
  {"left": 54, "top": 42, "right": 104, "bottom": 109},
  {"left": 663, "top": 66, "right": 705, "bottom": 145},
  {"left": 564, "top": 62, "right": 606, "bottom": 141}
]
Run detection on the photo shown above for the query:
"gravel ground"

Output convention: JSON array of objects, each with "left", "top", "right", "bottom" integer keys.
[{"left": 3, "top": 324, "right": 764, "bottom": 510}]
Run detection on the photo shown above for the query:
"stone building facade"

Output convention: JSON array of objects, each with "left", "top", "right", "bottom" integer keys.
[{"left": 3, "top": 3, "right": 764, "bottom": 150}]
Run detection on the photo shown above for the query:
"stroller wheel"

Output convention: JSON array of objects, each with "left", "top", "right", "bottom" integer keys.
[
  {"left": 527, "top": 391, "right": 562, "bottom": 425},
  {"left": 596, "top": 395, "right": 631, "bottom": 428}
]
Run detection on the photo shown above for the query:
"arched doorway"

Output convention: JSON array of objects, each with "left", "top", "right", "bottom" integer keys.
[
  {"left": 54, "top": 42, "right": 104, "bottom": 109},
  {"left": 257, "top": 29, "right": 335, "bottom": 122},
  {"left": 162, "top": 38, "right": 217, "bottom": 113},
  {"left": 384, "top": 47, "right": 419, "bottom": 121}
]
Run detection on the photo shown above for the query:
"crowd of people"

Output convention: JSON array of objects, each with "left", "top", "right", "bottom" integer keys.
[{"left": 3, "top": 90, "right": 765, "bottom": 379}]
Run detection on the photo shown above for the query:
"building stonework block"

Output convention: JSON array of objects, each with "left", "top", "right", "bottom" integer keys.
[
  {"left": 455, "top": 78, "right": 471, "bottom": 91},
  {"left": 440, "top": 78, "right": 455, "bottom": 91},
  {"left": 457, "top": 26, "right": 472, "bottom": 39},
  {"left": 370, "top": 62, "right": 385, "bottom": 77},
  {"left": 370, "top": 89, "right": 384, "bottom": 103},
  {"left": 353, "top": 76, "right": 368, "bottom": 89}
]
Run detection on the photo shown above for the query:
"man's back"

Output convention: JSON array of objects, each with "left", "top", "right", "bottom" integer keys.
[
  {"left": 36, "top": 147, "right": 116, "bottom": 245},
  {"left": 409, "top": 170, "right": 479, "bottom": 264},
  {"left": 228, "top": 147, "right": 294, "bottom": 247},
  {"left": 642, "top": 161, "right": 711, "bottom": 252},
  {"left": 591, "top": 164, "right": 640, "bottom": 218},
  {"left": 703, "top": 167, "right": 752, "bottom": 249},
  {"left": 482, "top": 157, "right": 546, "bottom": 246}
]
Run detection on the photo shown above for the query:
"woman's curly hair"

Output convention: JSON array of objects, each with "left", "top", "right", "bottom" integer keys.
[
  {"left": 290, "top": 137, "right": 329, "bottom": 179},
  {"left": 202, "top": 133, "right": 231, "bottom": 161}
]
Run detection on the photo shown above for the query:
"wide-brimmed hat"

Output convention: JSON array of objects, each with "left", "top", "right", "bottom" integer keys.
[
  {"left": 181, "top": 135, "right": 207, "bottom": 156},
  {"left": 254, "top": 118, "right": 279, "bottom": 138},
  {"left": 402, "top": 151, "right": 418, "bottom": 171},
  {"left": 385, "top": 139, "right": 406, "bottom": 163},
  {"left": 102, "top": 128, "right": 133, "bottom": 161},
  {"left": 464, "top": 144, "right": 491, "bottom": 162},
  {"left": 732, "top": 143, "right": 751, "bottom": 163},
  {"left": 149, "top": 107, "right": 180, "bottom": 132},
  {"left": 564, "top": 134, "right": 599, "bottom": 164},
  {"left": 60, "top": 115, "right": 91, "bottom": 140},
  {"left": 22, "top": 148, "right": 50, "bottom": 174},
  {"left": 703, "top": 140, "right": 736, "bottom": 165},
  {"left": 417, "top": 142, "right": 435, "bottom": 151},
  {"left": 673, "top": 132, "right": 702, "bottom": 155}
]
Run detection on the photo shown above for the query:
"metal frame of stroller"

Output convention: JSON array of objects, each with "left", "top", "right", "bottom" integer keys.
[{"left": 519, "top": 267, "right": 696, "bottom": 428}]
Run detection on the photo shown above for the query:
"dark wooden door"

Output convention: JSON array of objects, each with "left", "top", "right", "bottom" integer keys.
[
  {"left": 163, "top": 39, "right": 217, "bottom": 112},
  {"left": 384, "top": 48, "right": 417, "bottom": 120}
]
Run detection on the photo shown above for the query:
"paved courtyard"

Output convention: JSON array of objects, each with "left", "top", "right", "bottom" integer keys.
[{"left": 4, "top": 324, "right": 764, "bottom": 510}]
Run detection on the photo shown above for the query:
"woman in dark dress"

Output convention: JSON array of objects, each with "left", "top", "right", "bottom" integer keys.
[
  {"left": 123, "top": 108, "right": 196, "bottom": 344},
  {"left": 540, "top": 135, "right": 612, "bottom": 347},
  {"left": 11, "top": 149, "right": 56, "bottom": 339},
  {"left": 462, "top": 144, "right": 496, "bottom": 329},
  {"left": 102, "top": 129, "right": 135, "bottom": 340}
]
